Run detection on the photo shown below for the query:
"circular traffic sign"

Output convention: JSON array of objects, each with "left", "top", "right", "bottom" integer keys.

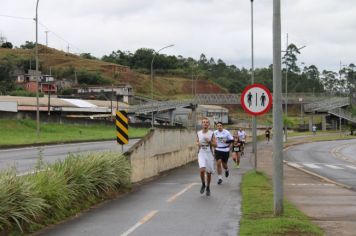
[{"left": 240, "top": 83, "right": 272, "bottom": 116}]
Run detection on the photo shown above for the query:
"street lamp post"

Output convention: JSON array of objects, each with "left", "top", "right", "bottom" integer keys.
[
  {"left": 284, "top": 35, "right": 306, "bottom": 142},
  {"left": 150, "top": 44, "right": 174, "bottom": 128},
  {"left": 250, "top": 0, "right": 257, "bottom": 169},
  {"left": 35, "top": 0, "right": 40, "bottom": 137}
]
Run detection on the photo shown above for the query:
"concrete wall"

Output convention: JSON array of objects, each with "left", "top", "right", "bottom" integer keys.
[
  {"left": 126, "top": 128, "right": 197, "bottom": 183},
  {"left": 0, "top": 101, "right": 17, "bottom": 112}
]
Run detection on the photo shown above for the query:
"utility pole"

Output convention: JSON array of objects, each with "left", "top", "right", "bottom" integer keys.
[
  {"left": 284, "top": 33, "right": 289, "bottom": 142},
  {"left": 111, "top": 84, "right": 114, "bottom": 116},
  {"left": 48, "top": 84, "right": 51, "bottom": 116},
  {"left": 67, "top": 44, "right": 70, "bottom": 53},
  {"left": 273, "top": 0, "right": 284, "bottom": 216},
  {"left": 250, "top": 0, "right": 257, "bottom": 169},
  {"left": 35, "top": 0, "right": 40, "bottom": 137},
  {"left": 45, "top": 30, "right": 49, "bottom": 46}
]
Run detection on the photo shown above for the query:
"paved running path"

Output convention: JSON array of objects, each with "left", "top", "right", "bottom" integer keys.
[{"left": 36, "top": 147, "right": 253, "bottom": 236}]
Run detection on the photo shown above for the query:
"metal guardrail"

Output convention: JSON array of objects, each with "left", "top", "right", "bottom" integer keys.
[
  {"left": 194, "top": 94, "right": 240, "bottom": 105},
  {"left": 129, "top": 100, "right": 195, "bottom": 114},
  {"left": 194, "top": 93, "right": 345, "bottom": 105}
]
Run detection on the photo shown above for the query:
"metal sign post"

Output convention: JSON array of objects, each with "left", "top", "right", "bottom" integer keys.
[
  {"left": 240, "top": 83, "right": 272, "bottom": 169},
  {"left": 116, "top": 110, "right": 129, "bottom": 153}
]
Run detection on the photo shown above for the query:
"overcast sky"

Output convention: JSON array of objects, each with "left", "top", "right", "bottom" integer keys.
[{"left": 1, "top": 0, "right": 355, "bottom": 72}]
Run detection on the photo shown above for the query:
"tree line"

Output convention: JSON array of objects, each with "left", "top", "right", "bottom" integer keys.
[
  {"left": 1, "top": 40, "right": 355, "bottom": 96},
  {"left": 101, "top": 45, "right": 355, "bottom": 95}
]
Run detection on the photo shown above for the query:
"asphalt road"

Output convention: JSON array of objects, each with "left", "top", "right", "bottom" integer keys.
[
  {"left": 35, "top": 151, "right": 253, "bottom": 236},
  {"left": 0, "top": 139, "right": 139, "bottom": 174},
  {"left": 285, "top": 139, "right": 356, "bottom": 189}
]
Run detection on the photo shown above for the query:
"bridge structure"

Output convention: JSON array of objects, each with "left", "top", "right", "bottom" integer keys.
[
  {"left": 303, "top": 96, "right": 356, "bottom": 131},
  {"left": 128, "top": 93, "right": 354, "bottom": 129}
]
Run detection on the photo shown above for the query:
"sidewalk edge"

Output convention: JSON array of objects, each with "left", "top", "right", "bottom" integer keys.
[{"left": 283, "top": 160, "right": 352, "bottom": 190}]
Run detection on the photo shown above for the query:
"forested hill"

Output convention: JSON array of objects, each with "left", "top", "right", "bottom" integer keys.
[{"left": 1, "top": 41, "right": 355, "bottom": 98}]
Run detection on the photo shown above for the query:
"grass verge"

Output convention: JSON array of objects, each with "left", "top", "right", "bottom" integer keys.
[
  {"left": 0, "top": 119, "right": 148, "bottom": 147},
  {"left": 240, "top": 171, "right": 323, "bottom": 236},
  {"left": 0, "top": 152, "right": 131, "bottom": 235}
]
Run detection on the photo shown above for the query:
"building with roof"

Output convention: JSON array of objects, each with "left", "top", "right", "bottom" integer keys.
[
  {"left": 0, "top": 96, "right": 128, "bottom": 123},
  {"left": 16, "top": 70, "right": 57, "bottom": 95}
]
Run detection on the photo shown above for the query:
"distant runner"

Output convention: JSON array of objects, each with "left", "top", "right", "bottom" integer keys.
[
  {"left": 236, "top": 128, "right": 247, "bottom": 156},
  {"left": 265, "top": 127, "right": 271, "bottom": 143},
  {"left": 214, "top": 122, "right": 234, "bottom": 185},
  {"left": 312, "top": 125, "right": 317, "bottom": 136},
  {"left": 196, "top": 117, "right": 216, "bottom": 196},
  {"left": 231, "top": 135, "right": 243, "bottom": 168}
]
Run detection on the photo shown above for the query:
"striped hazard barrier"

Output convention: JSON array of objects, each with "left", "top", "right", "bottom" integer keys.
[{"left": 116, "top": 110, "right": 129, "bottom": 145}]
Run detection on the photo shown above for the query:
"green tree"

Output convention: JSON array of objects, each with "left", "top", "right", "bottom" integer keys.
[
  {"left": 1, "top": 42, "right": 13, "bottom": 49},
  {"left": 131, "top": 48, "right": 154, "bottom": 69},
  {"left": 80, "top": 53, "right": 97, "bottom": 60},
  {"left": 20, "top": 41, "right": 36, "bottom": 49},
  {"left": 282, "top": 43, "right": 302, "bottom": 73},
  {"left": 321, "top": 70, "right": 339, "bottom": 93},
  {"left": 0, "top": 57, "right": 15, "bottom": 94}
]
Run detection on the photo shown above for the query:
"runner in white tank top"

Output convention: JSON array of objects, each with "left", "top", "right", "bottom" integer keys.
[{"left": 196, "top": 117, "right": 216, "bottom": 196}]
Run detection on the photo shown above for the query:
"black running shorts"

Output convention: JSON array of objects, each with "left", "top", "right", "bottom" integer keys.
[{"left": 214, "top": 150, "right": 230, "bottom": 163}]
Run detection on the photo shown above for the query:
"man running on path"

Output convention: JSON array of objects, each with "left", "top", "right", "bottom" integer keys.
[
  {"left": 236, "top": 128, "right": 247, "bottom": 156},
  {"left": 196, "top": 117, "right": 216, "bottom": 196},
  {"left": 214, "top": 122, "right": 234, "bottom": 185}
]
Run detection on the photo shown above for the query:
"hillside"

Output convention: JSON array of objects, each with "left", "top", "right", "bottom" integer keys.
[{"left": 0, "top": 46, "right": 227, "bottom": 100}]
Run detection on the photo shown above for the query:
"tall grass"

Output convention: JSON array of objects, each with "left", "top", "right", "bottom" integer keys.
[
  {"left": 0, "top": 119, "right": 148, "bottom": 147},
  {"left": 0, "top": 152, "right": 131, "bottom": 235}
]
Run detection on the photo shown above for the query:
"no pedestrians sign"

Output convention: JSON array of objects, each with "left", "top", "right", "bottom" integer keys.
[{"left": 241, "top": 84, "right": 272, "bottom": 116}]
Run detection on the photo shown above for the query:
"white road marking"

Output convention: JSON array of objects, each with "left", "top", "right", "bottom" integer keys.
[
  {"left": 345, "top": 165, "right": 356, "bottom": 170},
  {"left": 166, "top": 183, "right": 198, "bottom": 203},
  {"left": 324, "top": 164, "right": 344, "bottom": 170},
  {"left": 303, "top": 163, "right": 321, "bottom": 169},
  {"left": 286, "top": 183, "right": 334, "bottom": 186},
  {"left": 121, "top": 210, "right": 159, "bottom": 236}
]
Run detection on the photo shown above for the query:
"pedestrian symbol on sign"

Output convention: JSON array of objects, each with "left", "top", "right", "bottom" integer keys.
[
  {"left": 247, "top": 92, "right": 253, "bottom": 107},
  {"left": 241, "top": 84, "right": 272, "bottom": 116},
  {"left": 260, "top": 92, "right": 266, "bottom": 107}
]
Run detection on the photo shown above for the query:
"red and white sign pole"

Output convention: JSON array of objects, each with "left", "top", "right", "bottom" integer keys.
[{"left": 240, "top": 83, "right": 272, "bottom": 168}]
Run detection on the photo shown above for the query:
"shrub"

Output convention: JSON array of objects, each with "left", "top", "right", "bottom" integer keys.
[
  {"left": 0, "top": 170, "right": 48, "bottom": 233},
  {"left": 0, "top": 152, "right": 131, "bottom": 234}
]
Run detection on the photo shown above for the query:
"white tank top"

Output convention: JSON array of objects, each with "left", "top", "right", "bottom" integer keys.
[{"left": 197, "top": 130, "right": 213, "bottom": 151}]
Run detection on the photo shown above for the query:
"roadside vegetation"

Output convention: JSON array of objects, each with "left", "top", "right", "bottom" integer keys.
[
  {"left": 0, "top": 119, "right": 148, "bottom": 147},
  {"left": 240, "top": 171, "right": 323, "bottom": 236},
  {"left": 0, "top": 151, "right": 131, "bottom": 235}
]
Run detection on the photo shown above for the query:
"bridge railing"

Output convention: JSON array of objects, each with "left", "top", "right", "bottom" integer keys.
[
  {"left": 304, "top": 97, "right": 350, "bottom": 112},
  {"left": 328, "top": 108, "right": 356, "bottom": 123}
]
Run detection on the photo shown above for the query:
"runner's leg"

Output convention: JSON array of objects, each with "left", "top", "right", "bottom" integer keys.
[
  {"left": 216, "top": 158, "right": 223, "bottom": 184},
  {"left": 200, "top": 168, "right": 206, "bottom": 194},
  {"left": 206, "top": 172, "right": 211, "bottom": 196}
]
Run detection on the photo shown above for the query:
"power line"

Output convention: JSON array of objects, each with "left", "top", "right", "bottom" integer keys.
[
  {"left": 0, "top": 14, "right": 85, "bottom": 54},
  {"left": 38, "top": 21, "right": 84, "bottom": 53},
  {"left": 0, "top": 14, "right": 32, "bottom": 20}
]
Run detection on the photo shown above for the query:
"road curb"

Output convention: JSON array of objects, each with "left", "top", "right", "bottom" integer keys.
[
  {"left": 283, "top": 140, "right": 353, "bottom": 190},
  {"left": 283, "top": 160, "right": 353, "bottom": 190}
]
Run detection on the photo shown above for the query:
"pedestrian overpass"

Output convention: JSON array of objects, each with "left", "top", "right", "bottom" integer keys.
[{"left": 129, "top": 93, "right": 355, "bottom": 128}]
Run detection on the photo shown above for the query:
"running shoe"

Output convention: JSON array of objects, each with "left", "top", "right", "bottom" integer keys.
[
  {"left": 217, "top": 179, "right": 223, "bottom": 185},
  {"left": 200, "top": 184, "right": 206, "bottom": 194},
  {"left": 225, "top": 170, "right": 229, "bottom": 178},
  {"left": 206, "top": 187, "right": 210, "bottom": 196}
]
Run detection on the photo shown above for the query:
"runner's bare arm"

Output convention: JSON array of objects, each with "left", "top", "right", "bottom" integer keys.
[{"left": 210, "top": 134, "right": 217, "bottom": 148}]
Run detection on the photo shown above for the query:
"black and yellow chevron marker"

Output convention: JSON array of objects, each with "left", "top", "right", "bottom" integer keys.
[{"left": 116, "top": 110, "right": 129, "bottom": 144}]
